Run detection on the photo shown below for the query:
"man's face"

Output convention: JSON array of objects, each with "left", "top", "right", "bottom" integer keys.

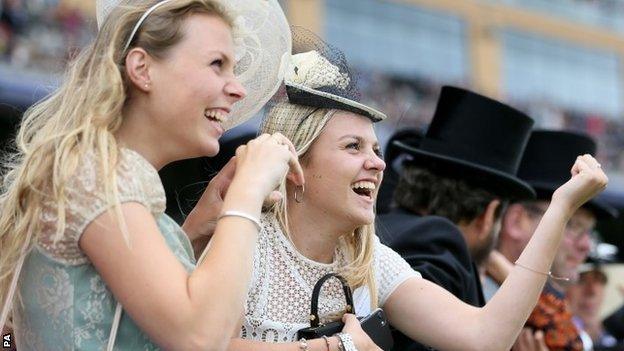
[
  {"left": 551, "top": 208, "right": 596, "bottom": 282},
  {"left": 472, "top": 216, "right": 502, "bottom": 265},
  {"left": 522, "top": 202, "right": 596, "bottom": 282},
  {"left": 518, "top": 201, "right": 550, "bottom": 247}
]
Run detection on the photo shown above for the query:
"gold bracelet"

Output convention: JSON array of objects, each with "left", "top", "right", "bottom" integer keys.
[
  {"left": 515, "top": 261, "right": 570, "bottom": 282},
  {"left": 321, "top": 335, "right": 331, "bottom": 351}
]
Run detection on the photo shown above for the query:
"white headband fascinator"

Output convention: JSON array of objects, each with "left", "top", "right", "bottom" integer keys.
[{"left": 96, "top": 0, "right": 292, "bottom": 130}]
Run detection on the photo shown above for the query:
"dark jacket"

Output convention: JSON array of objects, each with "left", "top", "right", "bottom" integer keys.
[
  {"left": 604, "top": 304, "right": 624, "bottom": 342},
  {"left": 377, "top": 209, "right": 485, "bottom": 351}
]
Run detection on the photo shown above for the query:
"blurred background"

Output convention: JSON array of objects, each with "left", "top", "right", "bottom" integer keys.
[{"left": 1, "top": 0, "right": 624, "bottom": 313}]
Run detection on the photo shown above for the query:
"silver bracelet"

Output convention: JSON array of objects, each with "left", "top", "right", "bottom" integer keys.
[
  {"left": 336, "top": 333, "right": 358, "bottom": 351},
  {"left": 321, "top": 335, "right": 331, "bottom": 351},
  {"left": 217, "top": 210, "right": 262, "bottom": 231}
]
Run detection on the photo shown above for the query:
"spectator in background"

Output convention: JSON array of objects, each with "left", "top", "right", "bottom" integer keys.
[
  {"left": 567, "top": 266, "right": 620, "bottom": 349},
  {"left": 0, "top": 0, "right": 27, "bottom": 58}
]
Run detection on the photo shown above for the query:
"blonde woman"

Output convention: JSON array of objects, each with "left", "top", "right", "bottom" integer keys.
[
  {"left": 228, "top": 37, "right": 608, "bottom": 351},
  {"left": 0, "top": 0, "right": 303, "bottom": 350}
]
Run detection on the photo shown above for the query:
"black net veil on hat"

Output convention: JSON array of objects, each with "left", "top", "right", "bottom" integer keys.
[
  {"left": 261, "top": 27, "right": 387, "bottom": 149},
  {"left": 288, "top": 26, "right": 362, "bottom": 104}
]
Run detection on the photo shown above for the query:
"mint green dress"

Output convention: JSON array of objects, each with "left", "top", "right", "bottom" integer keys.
[{"left": 13, "top": 149, "right": 196, "bottom": 350}]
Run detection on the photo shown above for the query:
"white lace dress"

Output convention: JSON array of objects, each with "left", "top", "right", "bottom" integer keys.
[{"left": 241, "top": 215, "right": 421, "bottom": 343}]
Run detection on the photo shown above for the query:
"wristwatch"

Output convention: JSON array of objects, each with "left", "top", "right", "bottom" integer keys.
[{"left": 336, "top": 333, "right": 358, "bottom": 351}]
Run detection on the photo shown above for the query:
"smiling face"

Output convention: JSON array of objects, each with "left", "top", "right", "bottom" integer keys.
[
  {"left": 146, "top": 13, "right": 246, "bottom": 158},
  {"left": 299, "top": 112, "right": 386, "bottom": 229}
]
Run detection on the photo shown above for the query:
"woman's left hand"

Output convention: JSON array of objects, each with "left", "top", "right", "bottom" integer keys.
[
  {"left": 342, "top": 314, "right": 382, "bottom": 351},
  {"left": 182, "top": 157, "right": 238, "bottom": 245},
  {"left": 182, "top": 156, "right": 283, "bottom": 253}
]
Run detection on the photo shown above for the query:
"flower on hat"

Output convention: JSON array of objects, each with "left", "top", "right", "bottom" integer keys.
[{"left": 286, "top": 50, "right": 350, "bottom": 90}]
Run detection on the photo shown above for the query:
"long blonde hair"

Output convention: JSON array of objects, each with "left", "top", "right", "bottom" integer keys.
[
  {"left": 0, "top": 0, "right": 233, "bottom": 327},
  {"left": 261, "top": 102, "right": 379, "bottom": 309}
]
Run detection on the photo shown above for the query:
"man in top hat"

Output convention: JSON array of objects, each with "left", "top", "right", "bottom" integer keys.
[
  {"left": 376, "top": 86, "right": 536, "bottom": 351},
  {"left": 483, "top": 130, "right": 618, "bottom": 351}
]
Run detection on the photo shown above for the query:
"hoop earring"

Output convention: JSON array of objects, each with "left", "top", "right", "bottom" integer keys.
[{"left": 294, "top": 185, "right": 305, "bottom": 203}]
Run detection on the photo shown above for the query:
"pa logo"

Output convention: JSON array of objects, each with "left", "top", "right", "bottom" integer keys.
[{"left": 2, "top": 333, "right": 11, "bottom": 349}]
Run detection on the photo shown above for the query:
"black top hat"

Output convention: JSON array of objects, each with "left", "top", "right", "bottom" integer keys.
[
  {"left": 517, "top": 130, "right": 618, "bottom": 219},
  {"left": 394, "top": 86, "right": 536, "bottom": 200}
]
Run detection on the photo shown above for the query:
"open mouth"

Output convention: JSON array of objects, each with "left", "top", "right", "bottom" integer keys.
[
  {"left": 204, "top": 109, "right": 228, "bottom": 124},
  {"left": 351, "top": 181, "right": 376, "bottom": 200}
]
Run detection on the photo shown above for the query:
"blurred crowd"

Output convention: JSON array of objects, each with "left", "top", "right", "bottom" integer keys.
[
  {"left": 357, "top": 70, "right": 624, "bottom": 178},
  {"left": 0, "top": 0, "right": 94, "bottom": 73},
  {"left": 3, "top": 0, "right": 624, "bottom": 178}
]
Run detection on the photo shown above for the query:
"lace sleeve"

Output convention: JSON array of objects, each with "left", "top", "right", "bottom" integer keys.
[
  {"left": 38, "top": 149, "right": 166, "bottom": 265},
  {"left": 374, "top": 236, "right": 421, "bottom": 306}
]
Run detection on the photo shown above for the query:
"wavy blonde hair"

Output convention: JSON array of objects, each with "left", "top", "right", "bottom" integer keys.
[
  {"left": 261, "top": 102, "right": 379, "bottom": 309},
  {"left": 0, "top": 0, "right": 233, "bottom": 328}
]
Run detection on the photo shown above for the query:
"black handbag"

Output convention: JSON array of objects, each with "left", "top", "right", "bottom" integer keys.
[{"left": 297, "top": 273, "right": 394, "bottom": 350}]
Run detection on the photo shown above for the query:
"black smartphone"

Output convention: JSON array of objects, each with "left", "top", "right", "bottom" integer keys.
[{"left": 360, "top": 308, "right": 394, "bottom": 351}]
